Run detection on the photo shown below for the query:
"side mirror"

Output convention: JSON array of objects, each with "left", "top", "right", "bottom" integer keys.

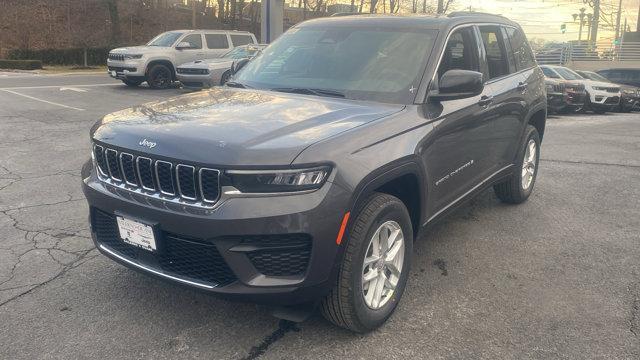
[
  {"left": 231, "top": 58, "right": 250, "bottom": 74},
  {"left": 176, "top": 41, "right": 193, "bottom": 50},
  {"left": 430, "top": 69, "right": 484, "bottom": 102}
]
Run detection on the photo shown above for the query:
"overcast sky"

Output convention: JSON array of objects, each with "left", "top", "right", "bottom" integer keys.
[{"left": 453, "top": 0, "right": 639, "bottom": 42}]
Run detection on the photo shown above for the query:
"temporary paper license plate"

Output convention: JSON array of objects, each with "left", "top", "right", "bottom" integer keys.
[{"left": 116, "top": 216, "right": 156, "bottom": 252}]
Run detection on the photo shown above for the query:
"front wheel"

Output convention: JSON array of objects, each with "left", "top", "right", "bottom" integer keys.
[
  {"left": 494, "top": 125, "right": 540, "bottom": 204},
  {"left": 122, "top": 79, "right": 142, "bottom": 87},
  {"left": 147, "top": 64, "right": 173, "bottom": 89},
  {"left": 320, "top": 193, "right": 413, "bottom": 333}
]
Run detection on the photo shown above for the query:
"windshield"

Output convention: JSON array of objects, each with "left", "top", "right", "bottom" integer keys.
[
  {"left": 223, "top": 46, "right": 264, "bottom": 59},
  {"left": 233, "top": 25, "right": 438, "bottom": 104},
  {"left": 584, "top": 72, "right": 610, "bottom": 82},
  {"left": 147, "top": 32, "right": 184, "bottom": 47},
  {"left": 555, "top": 67, "right": 584, "bottom": 80}
]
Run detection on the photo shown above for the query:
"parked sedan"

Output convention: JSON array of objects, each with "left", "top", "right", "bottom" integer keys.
[
  {"left": 176, "top": 44, "right": 267, "bottom": 90},
  {"left": 576, "top": 70, "right": 639, "bottom": 112}
]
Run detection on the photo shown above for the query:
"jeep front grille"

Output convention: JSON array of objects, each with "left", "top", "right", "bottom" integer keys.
[{"left": 93, "top": 143, "right": 220, "bottom": 207}]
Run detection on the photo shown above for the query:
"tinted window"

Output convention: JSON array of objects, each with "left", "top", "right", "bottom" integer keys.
[
  {"left": 230, "top": 34, "right": 254, "bottom": 47},
  {"left": 479, "top": 26, "right": 510, "bottom": 79},
  {"left": 505, "top": 27, "right": 536, "bottom": 70},
  {"left": 182, "top": 34, "right": 202, "bottom": 49},
  {"left": 438, "top": 27, "right": 479, "bottom": 80},
  {"left": 205, "top": 34, "right": 229, "bottom": 49}
]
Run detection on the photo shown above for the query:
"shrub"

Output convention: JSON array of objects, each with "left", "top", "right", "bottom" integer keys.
[
  {"left": 0, "top": 60, "right": 43, "bottom": 70},
  {"left": 7, "top": 48, "right": 110, "bottom": 66}
]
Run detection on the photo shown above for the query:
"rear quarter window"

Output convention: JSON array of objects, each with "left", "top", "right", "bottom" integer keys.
[
  {"left": 230, "top": 34, "right": 255, "bottom": 47},
  {"left": 505, "top": 27, "right": 536, "bottom": 70}
]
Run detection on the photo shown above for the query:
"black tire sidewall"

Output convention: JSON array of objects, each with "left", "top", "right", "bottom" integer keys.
[
  {"left": 220, "top": 71, "right": 231, "bottom": 85},
  {"left": 349, "top": 196, "right": 413, "bottom": 330},
  {"left": 148, "top": 64, "right": 172, "bottom": 89}
]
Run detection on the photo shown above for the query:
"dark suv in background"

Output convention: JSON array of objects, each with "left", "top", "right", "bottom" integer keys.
[{"left": 82, "top": 13, "right": 546, "bottom": 332}]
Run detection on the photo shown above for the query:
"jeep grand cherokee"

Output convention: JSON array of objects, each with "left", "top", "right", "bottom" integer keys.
[{"left": 82, "top": 13, "right": 546, "bottom": 333}]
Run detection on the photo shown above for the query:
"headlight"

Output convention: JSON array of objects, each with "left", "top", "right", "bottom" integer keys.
[
  {"left": 622, "top": 89, "right": 634, "bottom": 95},
  {"left": 226, "top": 166, "right": 331, "bottom": 193},
  {"left": 124, "top": 54, "right": 143, "bottom": 60}
]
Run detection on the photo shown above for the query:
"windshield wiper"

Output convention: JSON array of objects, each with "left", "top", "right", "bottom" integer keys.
[
  {"left": 225, "top": 81, "right": 251, "bottom": 89},
  {"left": 270, "top": 87, "right": 345, "bottom": 98}
]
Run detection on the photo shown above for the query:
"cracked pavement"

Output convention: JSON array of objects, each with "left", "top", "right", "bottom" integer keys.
[{"left": 1, "top": 74, "right": 639, "bottom": 359}]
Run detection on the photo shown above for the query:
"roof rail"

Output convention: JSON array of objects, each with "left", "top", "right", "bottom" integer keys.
[{"left": 448, "top": 11, "right": 508, "bottom": 19}]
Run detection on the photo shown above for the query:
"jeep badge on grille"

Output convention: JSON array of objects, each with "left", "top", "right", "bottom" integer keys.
[{"left": 139, "top": 139, "right": 157, "bottom": 149}]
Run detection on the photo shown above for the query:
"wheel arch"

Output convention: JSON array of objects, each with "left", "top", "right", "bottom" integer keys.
[
  {"left": 347, "top": 157, "right": 427, "bottom": 240},
  {"left": 145, "top": 59, "right": 176, "bottom": 80},
  {"left": 527, "top": 108, "right": 546, "bottom": 141}
]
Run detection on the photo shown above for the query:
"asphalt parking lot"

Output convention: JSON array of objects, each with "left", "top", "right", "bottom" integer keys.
[{"left": 0, "top": 73, "right": 638, "bottom": 359}]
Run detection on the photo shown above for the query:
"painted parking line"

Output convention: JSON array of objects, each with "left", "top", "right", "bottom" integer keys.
[
  {"left": 0, "top": 89, "right": 85, "bottom": 111},
  {"left": 0, "top": 83, "right": 119, "bottom": 90}
]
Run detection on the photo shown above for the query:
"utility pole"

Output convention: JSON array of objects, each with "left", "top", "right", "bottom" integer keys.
[
  {"left": 614, "top": 0, "right": 622, "bottom": 41},
  {"left": 590, "top": 0, "right": 599, "bottom": 43}
]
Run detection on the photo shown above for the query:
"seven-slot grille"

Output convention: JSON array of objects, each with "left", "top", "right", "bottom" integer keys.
[
  {"left": 93, "top": 144, "right": 220, "bottom": 205},
  {"left": 108, "top": 53, "right": 126, "bottom": 61}
]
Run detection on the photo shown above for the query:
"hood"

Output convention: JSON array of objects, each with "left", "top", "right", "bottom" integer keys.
[
  {"left": 92, "top": 88, "right": 403, "bottom": 166},
  {"left": 109, "top": 46, "right": 167, "bottom": 55},
  {"left": 178, "top": 58, "right": 233, "bottom": 69},
  {"left": 583, "top": 80, "right": 620, "bottom": 89}
]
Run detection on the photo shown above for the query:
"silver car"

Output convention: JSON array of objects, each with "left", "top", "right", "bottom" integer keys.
[{"left": 176, "top": 44, "right": 267, "bottom": 89}]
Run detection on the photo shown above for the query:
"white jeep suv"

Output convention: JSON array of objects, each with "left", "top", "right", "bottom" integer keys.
[{"left": 107, "top": 30, "right": 257, "bottom": 89}]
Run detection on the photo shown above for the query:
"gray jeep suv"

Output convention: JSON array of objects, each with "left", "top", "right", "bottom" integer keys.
[{"left": 82, "top": 13, "right": 546, "bottom": 332}]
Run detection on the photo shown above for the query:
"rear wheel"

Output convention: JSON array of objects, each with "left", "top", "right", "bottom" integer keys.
[
  {"left": 320, "top": 193, "right": 412, "bottom": 333},
  {"left": 147, "top": 64, "right": 173, "bottom": 89},
  {"left": 494, "top": 125, "right": 540, "bottom": 204}
]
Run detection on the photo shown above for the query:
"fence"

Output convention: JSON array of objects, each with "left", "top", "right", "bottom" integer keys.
[{"left": 535, "top": 42, "right": 640, "bottom": 69}]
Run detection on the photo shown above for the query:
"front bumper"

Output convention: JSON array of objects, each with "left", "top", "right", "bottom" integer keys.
[
  {"left": 176, "top": 73, "right": 215, "bottom": 90},
  {"left": 82, "top": 164, "right": 350, "bottom": 305},
  {"left": 107, "top": 59, "right": 145, "bottom": 80},
  {"left": 547, "top": 91, "right": 585, "bottom": 112},
  {"left": 589, "top": 90, "right": 620, "bottom": 109}
]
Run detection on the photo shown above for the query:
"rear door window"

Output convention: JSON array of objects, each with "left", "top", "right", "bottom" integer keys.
[
  {"left": 205, "top": 34, "right": 229, "bottom": 49},
  {"left": 479, "top": 26, "right": 511, "bottom": 80},
  {"left": 230, "top": 34, "right": 254, "bottom": 47},
  {"left": 505, "top": 27, "right": 536, "bottom": 71}
]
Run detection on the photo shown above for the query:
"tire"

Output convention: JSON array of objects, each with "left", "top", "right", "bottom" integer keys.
[
  {"left": 147, "top": 64, "right": 173, "bottom": 89},
  {"left": 122, "top": 79, "right": 142, "bottom": 87},
  {"left": 320, "top": 193, "right": 413, "bottom": 333},
  {"left": 219, "top": 70, "right": 232, "bottom": 86},
  {"left": 494, "top": 125, "right": 540, "bottom": 204}
]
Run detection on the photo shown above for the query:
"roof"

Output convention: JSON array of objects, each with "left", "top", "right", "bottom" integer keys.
[{"left": 298, "top": 13, "right": 520, "bottom": 30}]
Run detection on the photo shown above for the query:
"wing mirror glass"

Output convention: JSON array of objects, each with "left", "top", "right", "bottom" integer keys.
[{"left": 430, "top": 69, "right": 484, "bottom": 102}]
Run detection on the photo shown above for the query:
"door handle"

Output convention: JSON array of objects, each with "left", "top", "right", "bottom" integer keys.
[
  {"left": 517, "top": 82, "right": 528, "bottom": 92},
  {"left": 478, "top": 95, "right": 494, "bottom": 107}
]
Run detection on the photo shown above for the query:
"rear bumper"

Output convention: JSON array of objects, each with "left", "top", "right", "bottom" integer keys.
[{"left": 82, "top": 166, "right": 350, "bottom": 305}]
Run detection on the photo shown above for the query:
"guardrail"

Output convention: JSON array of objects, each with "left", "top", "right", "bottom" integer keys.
[{"left": 535, "top": 42, "right": 640, "bottom": 65}]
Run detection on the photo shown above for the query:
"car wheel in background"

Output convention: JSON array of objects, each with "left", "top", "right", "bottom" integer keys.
[
  {"left": 220, "top": 71, "right": 232, "bottom": 86},
  {"left": 147, "top": 64, "right": 173, "bottom": 89},
  {"left": 122, "top": 79, "right": 142, "bottom": 87},
  {"left": 494, "top": 125, "right": 540, "bottom": 204},
  {"left": 321, "top": 193, "right": 413, "bottom": 333}
]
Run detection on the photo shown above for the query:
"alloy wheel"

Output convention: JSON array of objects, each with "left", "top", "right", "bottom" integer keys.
[
  {"left": 522, "top": 139, "right": 537, "bottom": 190},
  {"left": 361, "top": 220, "right": 405, "bottom": 310}
]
